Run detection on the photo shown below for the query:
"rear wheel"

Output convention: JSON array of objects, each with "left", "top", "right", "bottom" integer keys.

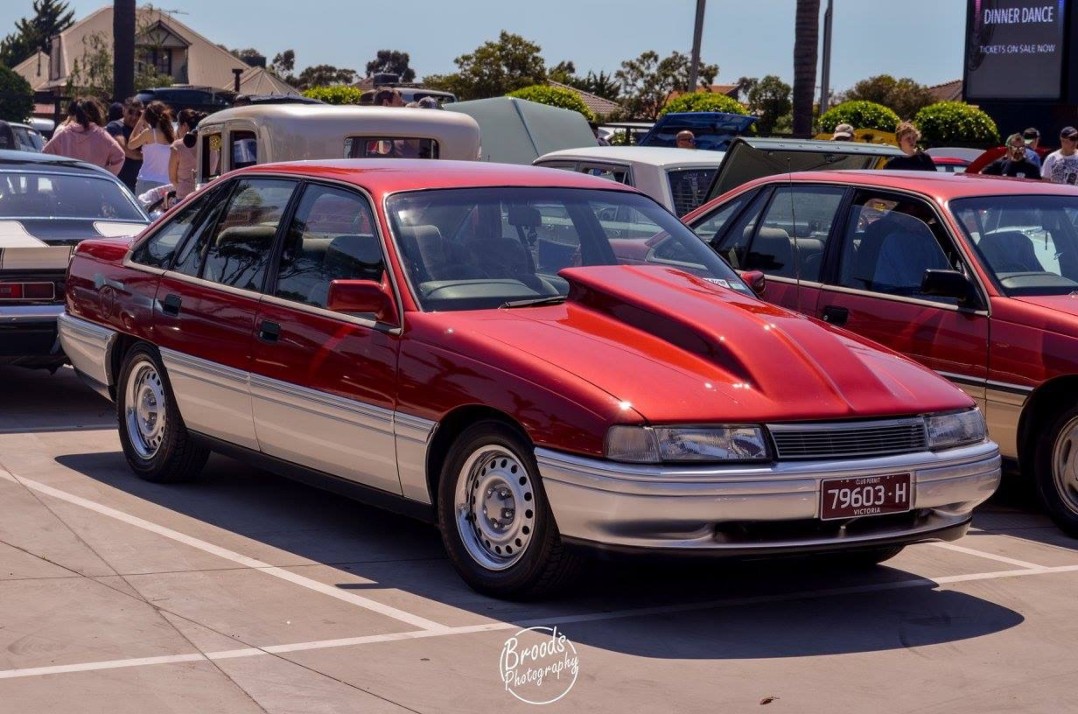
[
  {"left": 1034, "top": 405, "right": 1078, "bottom": 537},
  {"left": 437, "top": 421, "right": 581, "bottom": 599},
  {"left": 117, "top": 344, "right": 208, "bottom": 483}
]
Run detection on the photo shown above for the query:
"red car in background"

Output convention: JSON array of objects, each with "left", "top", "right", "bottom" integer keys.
[
  {"left": 683, "top": 169, "right": 1078, "bottom": 536},
  {"left": 59, "top": 160, "right": 999, "bottom": 598}
]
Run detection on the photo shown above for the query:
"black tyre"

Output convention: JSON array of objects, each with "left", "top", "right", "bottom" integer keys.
[
  {"left": 1034, "top": 405, "right": 1078, "bottom": 537},
  {"left": 117, "top": 343, "right": 208, "bottom": 483},
  {"left": 436, "top": 420, "right": 581, "bottom": 599}
]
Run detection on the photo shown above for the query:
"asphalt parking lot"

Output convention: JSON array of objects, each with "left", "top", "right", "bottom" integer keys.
[{"left": 2, "top": 366, "right": 1077, "bottom": 713}]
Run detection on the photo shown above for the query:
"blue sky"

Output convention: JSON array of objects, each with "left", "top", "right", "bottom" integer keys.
[{"left": 0, "top": 1, "right": 968, "bottom": 92}]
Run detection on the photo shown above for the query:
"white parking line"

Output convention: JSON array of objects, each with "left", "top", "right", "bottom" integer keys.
[
  {"left": 0, "top": 468, "right": 448, "bottom": 632},
  {"left": 929, "top": 541, "right": 1049, "bottom": 570},
  {"left": 5, "top": 563, "right": 1078, "bottom": 680}
]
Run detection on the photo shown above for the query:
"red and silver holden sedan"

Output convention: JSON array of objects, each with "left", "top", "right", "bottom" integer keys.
[
  {"left": 683, "top": 170, "right": 1078, "bottom": 537},
  {"left": 59, "top": 160, "right": 999, "bottom": 598}
]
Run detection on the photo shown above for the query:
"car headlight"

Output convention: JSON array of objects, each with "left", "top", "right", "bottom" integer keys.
[
  {"left": 605, "top": 425, "right": 771, "bottom": 463},
  {"left": 925, "top": 409, "right": 986, "bottom": 450}
]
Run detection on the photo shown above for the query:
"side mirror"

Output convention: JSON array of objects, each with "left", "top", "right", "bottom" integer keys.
[
  {"left": 921, "top": 269, "right": 978, "bottom": 306},
  {"left": 326, "top": 278, "right": 398, "bottom": 323},
  {"left": 739, "top": 269, "right": 766, "bottom": 296}
]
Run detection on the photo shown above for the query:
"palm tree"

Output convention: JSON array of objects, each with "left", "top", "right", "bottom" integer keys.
[
  {"left": 113, "top": 0, "right": 136, "bottom": 101},
  {"left": 792, "top": 0, "right": 820, "bottom": 137}
]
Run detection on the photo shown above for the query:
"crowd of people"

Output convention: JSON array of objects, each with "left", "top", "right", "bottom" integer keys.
[
  {"left": 41, "top": 95, "right": 207, "bottom": 207},
  {"left": 825, "top": 117, "right": 1078, "bottom": 185}
]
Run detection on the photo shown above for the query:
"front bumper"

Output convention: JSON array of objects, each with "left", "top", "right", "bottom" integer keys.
[{"left": 537, "top": 441, "right": 1000, "bottom": 554}]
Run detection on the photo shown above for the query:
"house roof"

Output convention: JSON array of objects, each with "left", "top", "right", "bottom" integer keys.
[
  {"left": 547, "top": 80, "right": 622, "bottom": 118},
  {"left": 237, "top": 67, "right": 302, "bottom": 97},
  {"left": 928, "top": 79, "right": 963, "bottom": 103},
  {"left": 12, "top": 4, "right": 294, "bottom": 96}
]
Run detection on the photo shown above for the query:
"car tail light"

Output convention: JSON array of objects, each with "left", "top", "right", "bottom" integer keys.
[{"left": 0, "top": 282, "right": 56, "bottom": 300}]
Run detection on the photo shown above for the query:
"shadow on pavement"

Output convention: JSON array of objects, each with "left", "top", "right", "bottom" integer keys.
[
  {"left": 54, "top": 449, "right": 1025, "bottom": 660},
  {"left": 1, "top": 365, "right": 114, "bottom": 433}
]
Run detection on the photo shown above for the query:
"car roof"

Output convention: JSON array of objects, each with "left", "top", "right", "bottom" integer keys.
[
  {"left": 740, "top": 168, "right": 1078, "bottom": 200},
  {"left": 0, "top": 149, "right": 117, "bottom": 177},
  {"left": 535, "top": 145, "right": 726, "bottom": 168},
  {"left": 239, "top": 158, "right": 645, "bottom": 195}
]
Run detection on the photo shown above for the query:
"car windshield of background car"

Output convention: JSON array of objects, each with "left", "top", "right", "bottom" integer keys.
[
  {"left": 951, "top": 195, "right": 1078, "bottom": 296},
  {"left": 0, "top": 172, "right": 145, "bottom": 221},
  {"left": 385, "top": 186, "right": 750, "bottom": 311}
]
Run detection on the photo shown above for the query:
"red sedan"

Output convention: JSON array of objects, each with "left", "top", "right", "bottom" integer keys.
[
  {"left": 684, "top": 169, "right": 1078, "bottom": 536},
  {"left": 60, "top": 160, "right": 999, "bottom": 598}
]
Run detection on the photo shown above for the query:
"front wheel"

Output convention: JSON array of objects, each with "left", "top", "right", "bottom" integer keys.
[
  {"left": 437, "top": 421, "right": 581, "bottom": 599},
  {"left": 117, "top": 343, "right": 208, "bottom": 483},
  {"left": 1034, "top": 406, "right": 1078, "bottom": 537}
]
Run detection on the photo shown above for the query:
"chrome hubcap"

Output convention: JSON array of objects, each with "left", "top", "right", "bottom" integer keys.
[
  {"left": 1053, "top": 416, "right": 1078, "bottom": 516},
  {"left": 124, "top": 360, "right": 166, "bottom": 460},
  {"left": 454, "top": 445, "right": 536, "bottom": 571}
]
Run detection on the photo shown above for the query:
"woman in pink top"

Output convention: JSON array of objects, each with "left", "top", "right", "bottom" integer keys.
[
  {"left": 42, "top": 97, "right": 125, "bottom": 175},
  {"left": 169, "top": 109, "right": 205, "bottom": 201}
]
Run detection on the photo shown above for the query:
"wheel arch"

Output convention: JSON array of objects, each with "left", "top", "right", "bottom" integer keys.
[
  {"left": 1017, "top": 375, "right": 1078, "bottom": 475},
  {"left": 425, "top": 405, "right": 531, "bottom": 503}
]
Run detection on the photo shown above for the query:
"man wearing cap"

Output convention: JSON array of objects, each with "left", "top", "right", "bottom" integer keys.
[
  {"left": 1022, "top": 127, "right": 1042, "bottom": 168},
  {"left": 831, "top": 123, "right": 855, "bottom": 141},
  {"left": 1042, "top": 127, "right": 1078, "bottom": 185}
]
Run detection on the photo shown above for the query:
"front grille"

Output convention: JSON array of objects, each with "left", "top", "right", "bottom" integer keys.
[{"left": 768, "top": 418, "right": 927, "bottom": 460}]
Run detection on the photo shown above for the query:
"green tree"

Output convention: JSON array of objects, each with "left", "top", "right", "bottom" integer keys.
[
  {"left": 0, "top": 0, "right": 75, "bottom": 68},
  {"left": 231, "top": 47, "right": 266, "bottom": 67},
  {"left": 430, "top": 31, "right": 547, "bottom": 100},
  {"left": 846, "top": 74, "right": 935, "bottom": 120},
  {"left": 507, "top": 84, "right": 595, "bottom": 121},
  {"left": 365, "top": 50, "right": 415, "bottom": 83},
  {"left": 792, "top": 0, "right": 820, "bottom": 136},
  {"left": 548, "top": 60, "right": 576, "bottom": 85},
  {"left": 581, "top": 70, "right": 619, "bottom": 101},
  {"left": 735, "top": 76, "right": 758, "bottom": 104},
  {"left": 615, "top": 50, "right": 718, "bottom": 120},
  {"left": 294, "top": 64, "right": 356, "bottom": 90},
  {"left": 746, "top": 74, "right": 792, "bottom": 134},
  {"left": 913, "top": 101, "right": 999, "bottom": 146},
  {"left": 660, "top": 91, "right": 746, "bottom": 116},
  {"left": 0, "top": 65, "right": 33, "bottom": 121},
  {"left": 818, "top": 100, "right": 900, "bottom": 133}
]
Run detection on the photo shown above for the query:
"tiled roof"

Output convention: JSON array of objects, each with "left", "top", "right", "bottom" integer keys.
[
  {"left": 546, "top": 80, "right": 622, "bottom": 119},
  {"left": 928, "top": 79, "right": 963, "bottom": 102}
]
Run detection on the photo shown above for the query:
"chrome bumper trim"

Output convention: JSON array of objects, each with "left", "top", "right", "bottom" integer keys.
[
  {"left": 57, "top": 312, "right": 117, "bottom": 390},
  {"left": 0, "top": 303, "right": 63, "bottom": 323},
  {"left": 536, "top": 441, "right": 1000, "bottom": 552}
]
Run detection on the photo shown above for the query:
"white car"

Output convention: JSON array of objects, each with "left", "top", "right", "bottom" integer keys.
[
  {"left": 535, "top": 139, "right": 905, "bottom": 218},
  {"left": 534, "top": 146, "right": 724, "bottom": 216}
]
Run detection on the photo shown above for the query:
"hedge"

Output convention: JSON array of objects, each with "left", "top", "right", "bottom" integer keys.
[
  {"left": 913, "top": 101, "right": 999, "bottom": 146},
  {"left": 660, "top": 91, "right": 746, "bottom": 116},
  {"left": 0, "top": 66, "right": 33, "bottom": 123},
  {"left": 507, "top": 85, "right": 596, "bottom": 122},
  {"left": 818, "top": 101, "right": 900, "bottom": 134},
  {"left": 303, "top": 86, "right": 363, "bottom": 105}
]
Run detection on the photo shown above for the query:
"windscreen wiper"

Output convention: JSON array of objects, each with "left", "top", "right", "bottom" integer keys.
[{"left": 500, "top": 296, "right": 568, "bottom": 309}]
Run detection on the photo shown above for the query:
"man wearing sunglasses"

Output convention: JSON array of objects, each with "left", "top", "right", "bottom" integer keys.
[
  {"left": 981, "top": 133, "right": 1042, "bottom": 180},
  {"left": 1042, "top": 126, "right": 1078, "bottom": 185}
]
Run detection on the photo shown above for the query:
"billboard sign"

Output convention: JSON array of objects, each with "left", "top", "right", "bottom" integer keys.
[{"left": 965, "top": 1, "right": 1067, "bottom": 100}]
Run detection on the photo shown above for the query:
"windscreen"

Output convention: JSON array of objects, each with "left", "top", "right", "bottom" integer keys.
[{"left": 385, "top": 186, "right": 749, "bottom": 311}]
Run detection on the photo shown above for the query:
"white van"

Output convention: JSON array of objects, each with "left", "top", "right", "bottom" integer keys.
[{"left": 194, "top": 104, "right": 482, "bottom": 185}]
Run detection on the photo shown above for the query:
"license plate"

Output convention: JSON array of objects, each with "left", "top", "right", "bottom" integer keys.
[{"left": 820, "top": 473, "right": 912, "bottom": 521}]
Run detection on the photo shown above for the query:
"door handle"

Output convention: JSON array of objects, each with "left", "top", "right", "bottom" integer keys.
[
  {"left": 160, "top": 293, "right": 181, "bottom": 316},
  {"left": 821, "top": 305, "right": 849, "bottom": 326},
  {"left": 258, "top": 320, "right": 280, "bottom": 342}
]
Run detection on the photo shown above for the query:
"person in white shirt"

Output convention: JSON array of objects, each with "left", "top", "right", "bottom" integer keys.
[{"left": 1042, "top": 126, "right": 1078, "bottom": 185}]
